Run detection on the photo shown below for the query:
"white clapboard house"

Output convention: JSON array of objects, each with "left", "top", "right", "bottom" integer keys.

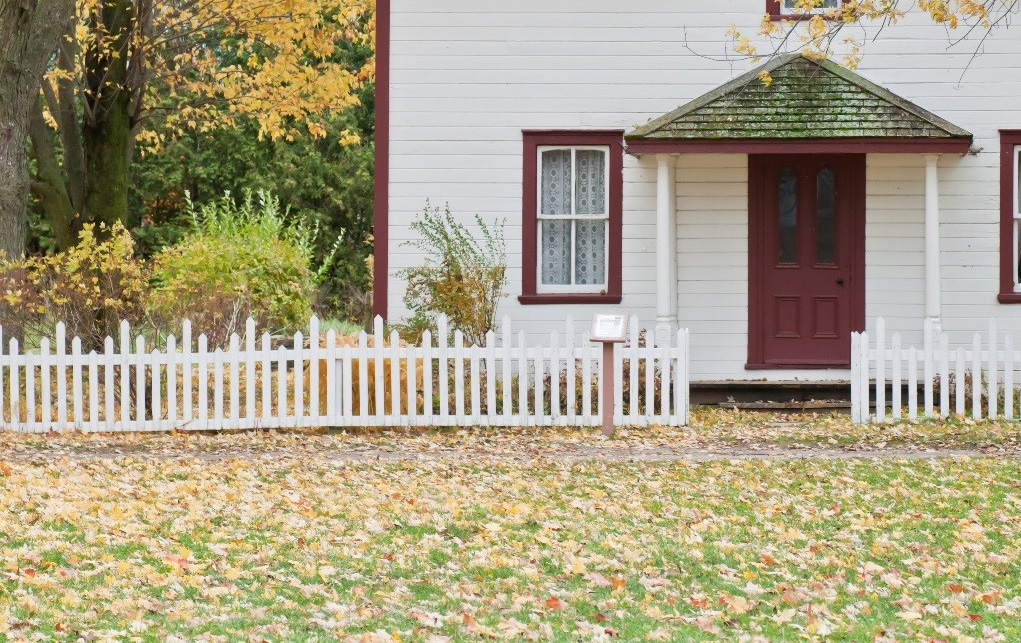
[{"left": 373, "top": 1, "right": 1021, "bottom": 383}]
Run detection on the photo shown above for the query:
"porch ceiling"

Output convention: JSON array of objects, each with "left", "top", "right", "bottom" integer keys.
[{"left": 626, "top": 54, "right": 972, "bottom": 154}]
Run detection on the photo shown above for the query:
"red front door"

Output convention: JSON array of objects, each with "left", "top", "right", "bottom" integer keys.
[{"left": 748, "top": 154, "right": 865, "bottom": 368}]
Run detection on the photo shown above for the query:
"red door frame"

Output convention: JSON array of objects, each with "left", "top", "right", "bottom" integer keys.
[{"left": 747, "top": 154, "right": 866, "bottom": 369}]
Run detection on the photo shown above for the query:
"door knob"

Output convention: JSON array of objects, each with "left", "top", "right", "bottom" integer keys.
[{"left": 836, "top": 278, "right": 845, "bottom": 285}]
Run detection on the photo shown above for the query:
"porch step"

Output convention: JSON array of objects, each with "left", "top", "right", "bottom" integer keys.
[
  {"left": 691, "top": 380, "right": 852, "bottom": 407},
  {"left": 722, "top": 400, "right": 852, "bottom": 411}
]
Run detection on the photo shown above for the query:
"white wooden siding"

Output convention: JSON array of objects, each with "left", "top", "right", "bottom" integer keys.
[{"left": 388, "top": 2, "right": 1021, "bottom": 381}]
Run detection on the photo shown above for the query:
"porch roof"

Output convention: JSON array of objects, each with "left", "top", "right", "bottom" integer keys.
[{"left": 626, "top": 54, "right": 972, "bottom": 154}]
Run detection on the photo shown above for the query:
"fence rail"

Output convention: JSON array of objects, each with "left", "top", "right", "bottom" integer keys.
[
  {"left": 0, "top": 315, "right": 689, "bottom": 433},
  {"left": 851, "top": 317, "right": 1020, "bottom": 424}
]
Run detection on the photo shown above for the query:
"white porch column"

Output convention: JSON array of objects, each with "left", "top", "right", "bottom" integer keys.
[
  {"left": 656, "top": 154, "right": 677, "bottom": 329},
  {"left": 924, "top": 154, "right": 942, "bottom": 330}
]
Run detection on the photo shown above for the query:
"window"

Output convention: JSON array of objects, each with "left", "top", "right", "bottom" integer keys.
[
  {"left": 520, "top": 131, "right": 623, "bottom": 304},
  {"left": 999, "top": 131, "right": 1021, "bottom": 303},
  {"left": 767, "top": 0, "right": 843, "bottom": 20}
]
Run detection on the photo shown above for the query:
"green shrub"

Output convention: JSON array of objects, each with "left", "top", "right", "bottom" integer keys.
[
  {"left": 150, "top": 191, "right": 317, "bottom": 338},
  {"left": 399, "top": 202, "right": 506, "bottom": 346}
]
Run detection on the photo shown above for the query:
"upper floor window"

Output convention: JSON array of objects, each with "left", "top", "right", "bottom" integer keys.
[
  {"left": 999, "top": 131, "right": 1021, "bottom": 303},
  {"left": 767, "top": 0, "right": 843, "bottom": 20},
  {"left": 520, "top": 131, "right": 623, "bottom": 305}
]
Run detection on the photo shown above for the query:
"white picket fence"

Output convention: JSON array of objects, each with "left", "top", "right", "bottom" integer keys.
[
  {"left": 0, "top": 315, "right": 689, "bottom": 433},
  {"left": 851, "top": 317, "right": 1021, "bottom": 424}
]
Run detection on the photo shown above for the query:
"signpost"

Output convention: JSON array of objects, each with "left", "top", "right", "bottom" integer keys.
[{"left": 590, "top": 312, "right": 628, "bottom": 436}]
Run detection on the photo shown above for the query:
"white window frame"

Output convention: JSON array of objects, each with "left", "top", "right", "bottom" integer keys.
[
  {"left": 535, "top": 145, "right": 611, "bottom": 294},
  {"left": 1014, "top": 145, "right": 1021, "bottom": 292}
]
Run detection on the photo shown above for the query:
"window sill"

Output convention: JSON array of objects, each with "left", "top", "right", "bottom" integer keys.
[
  {"left": 768, "top": 14, "right": 841, "bottom": 21},
  {"left": 998, "top": 292, "right": 1021, "bottom": 304},
  {"left": 518, "top": 293, "right": 622, "bottom": 305}
]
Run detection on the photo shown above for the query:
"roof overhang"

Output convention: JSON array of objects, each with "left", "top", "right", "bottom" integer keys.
[
  {"left": 626, "top": 53, "right": 973, "bottom": 156},
  {"left": 626, "top": 137, "right": 972, "bottom": 155}
]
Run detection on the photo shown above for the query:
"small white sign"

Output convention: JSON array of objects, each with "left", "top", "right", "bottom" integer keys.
[{"left": 591, "top": 312, "right": 628, "bottom": 343}]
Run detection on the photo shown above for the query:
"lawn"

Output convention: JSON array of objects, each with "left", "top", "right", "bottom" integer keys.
[{"left": 1, "top": 444, "right": 1019, "bottom": 641}]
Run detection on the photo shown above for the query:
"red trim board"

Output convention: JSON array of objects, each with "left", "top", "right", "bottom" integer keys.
[{"left": 372, "top": 0, "right": 391, "bottom": 319}]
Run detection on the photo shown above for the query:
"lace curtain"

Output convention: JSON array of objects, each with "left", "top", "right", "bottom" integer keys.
[{"left": 540, "top": 149, "right": 607, "bottom": 286}]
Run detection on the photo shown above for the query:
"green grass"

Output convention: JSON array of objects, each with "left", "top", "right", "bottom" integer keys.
[{"left": 1, "top": 456, "right": 1020, "bottom": 640}]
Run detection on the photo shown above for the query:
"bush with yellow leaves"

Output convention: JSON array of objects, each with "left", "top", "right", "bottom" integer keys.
[{"left": 0, "top": 223, "right": 148, "bottom": 350}]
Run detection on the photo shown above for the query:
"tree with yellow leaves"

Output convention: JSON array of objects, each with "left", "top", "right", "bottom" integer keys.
[
  {"left": 730, "top": 0, "right": 1010, "bottom": 71},
  {"left": 28, "top": 0, "right": 374, "bottom": 251}
]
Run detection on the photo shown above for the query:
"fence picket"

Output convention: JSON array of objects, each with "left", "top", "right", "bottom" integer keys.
[
  {"left": 422, "top": 331, "right": 433, "bottom": 422},
  {"left": 120, "top": 321, "right": 130, "bottom": 428},
  {"left": 923, "top": 319, "right": 933, "bottom": 418},
  {"left": 182, "top": 320, "right": 192, "bottom": 424},
  {"left": 1005, "top": 335, "right": 1014, "bottom": 420},
  {"left": 644, "top": 329, "right": 655, "bottom": 416},
  {"left": 454, "top": 330, "right": 465, "bottom": 424},
  {"left": 907, "top": 346, "right": 918, "bottom": 421},
  {"left": 25, "top": 342, "right": 35, "bottom": 428},
  {"left": 88, "top": 350, "right": 98, "bottom": 429},
  {"left": 550, "top": 331, "right": 560, "bottom": 423},
  {"left": 56, "top": 323, "right": 67, "bottom": 428},
  {"left": 939, "top": 334, "right": 949, "bottom": 418},
  {"left": 629, "top": 317, "right": 639, "bottom": 420},
  {"left": 565, "top": 317, "right": 576, "bottom": 423},
  {"left": 438, "top": 316, "right": 449, "bottom": 421},
  {"left": 389, "top": 329, "right": 402, "bottom": 425},
  {"left": 104, "top": 337, "right": 114, "bottom": 430},
  {"left": 486, "top": 331, "right": 497, "bottom": 422},
  {"left": 891, "top": 333, "right": 902, "bottom": 420},
  {"left": 988, "top": 319, "right": 998, "bottom": 420},
  {"left": 214, "top": 347, "right": 224, "bottom": 428},
  {"left": 850, "top": 333, "right": 861, "bottom": 424},
  {"left": 309, "top": 317, "right": 320, "bottom": 425},
  {"left": 972, "top": 334, "right": 982, "bottom": 420},
  {"left": 261, "top": 333, "right": 272, "bottom": 423},
  {"left": 151, "top": 349, "right": 161, "bottom": 429},
  {"left": 276, "top": 344, "right": 287, "bottom": 425},
  {"left": 955, "top": 347, "right": 965, "bottom": 416},
  {"left": 246, "top": 319, "right": 257, "bottom": 421},
  {"left": 518, "top": 330, "right": 528, "bottom": 425},
  {"left": 502, "top": 318, "right": 512, "bottom": 423},
  {"left": 470, "top": 341, "right": 481, "bottom": 423},
  {"left": 167, "top": 335, "right": 177, "bottom": 426},
  {"left": 326, "top": 329, "right": 337, "bottom": 419},
  {"left": 858, "top": 330, "right": 870, "bottom": 422},
  {"left": 198, "top": 335, "right": 209, "bottom": 428},
  {"left": 8, "top": 339, "right": 18, "bottom": 425},
  {"left": 72, "top": 338, "right": 83, "bottom": 428},
  {"left": 40, "top": 338, "right": 51, "bottom": 427},
  {"left": 534, "top": 341, "right": 544, "bottom": 426},
  {"left": 582, "top": 332, "right": 593, "bottom": 420},
  {"left": 229, "top": 334, "right": 240, "bottom": 424},
  {"left": 357, "top": 332, "right": 369, "bottom": 417},
  {"left": 875, "top": 318, "right": 886, "bottom": 422}
]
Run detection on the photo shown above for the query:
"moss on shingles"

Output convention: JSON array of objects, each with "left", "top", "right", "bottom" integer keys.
[{"left": 628, "top": 54, "right": 971, "bottom": 142}]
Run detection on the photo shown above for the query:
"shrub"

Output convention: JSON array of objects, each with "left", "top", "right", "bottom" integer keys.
[
  {"left": 0, "top": 223, "right": 148, "bottom": 350},
  {"left": 150, "top": 191, "right": 317, "bottom": 340},
  {"left": 399, "top": 202, "right": 506, "bottom": 346}
]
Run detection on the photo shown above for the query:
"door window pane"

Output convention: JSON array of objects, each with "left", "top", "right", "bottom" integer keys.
[
  {"left": 816, "top": 168, "right": 836, "bottom": 264},
  {"left": 778, "top": 167, "right": 797, "bottom": 264}
]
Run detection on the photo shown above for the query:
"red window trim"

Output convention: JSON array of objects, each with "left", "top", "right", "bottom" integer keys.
[
  {"left": 999, "top": 130, "right": 1021, "bottom": 303},
  {"left": 766, "top": 0, "right": 848, "bottom": 21},
  {"left": 520, "top": 130, "right": 624, "bottom": 305}
]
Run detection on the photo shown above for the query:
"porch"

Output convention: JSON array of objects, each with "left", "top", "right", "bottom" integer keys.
[{"left": 625, "top": 54, "right": 972, "bottom": 380}]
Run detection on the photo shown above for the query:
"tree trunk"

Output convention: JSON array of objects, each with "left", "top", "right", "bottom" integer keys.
[
  {"left": 0, "top": 0, "right": 74, "bottom": 258},
  {"left": 82, "top": 92, "right": 132, "bottom": 228}
]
